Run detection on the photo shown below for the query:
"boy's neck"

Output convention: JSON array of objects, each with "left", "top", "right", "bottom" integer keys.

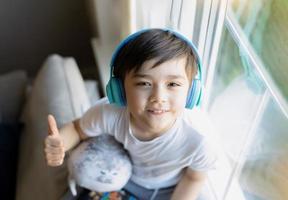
[
  {"left": 129, "top": 116, "right": 176, "bottom": 142},
  {"left": 130, "top": 125, "right": 162, "bottom": 141}
]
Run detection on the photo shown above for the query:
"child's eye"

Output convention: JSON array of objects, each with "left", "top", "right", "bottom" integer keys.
[
  {"left": 167, "top": 82, "right": 180, "bottom": 87},
  {"left": 136, "top": 82, "right": 151, "bottom": 87}
]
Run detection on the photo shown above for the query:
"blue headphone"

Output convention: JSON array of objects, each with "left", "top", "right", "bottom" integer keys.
[{"left": 106, "top": 28, "right": 203, "bottom": 109}]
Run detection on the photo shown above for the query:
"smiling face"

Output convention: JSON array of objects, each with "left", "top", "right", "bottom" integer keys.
[{"left": 124, "top": 57, "right": 190, "bottom": 140}]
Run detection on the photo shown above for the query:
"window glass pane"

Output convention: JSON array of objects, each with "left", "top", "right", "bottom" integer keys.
[
  {"left": 230, "top": 0, "right": 288, "bottom": 103},
  {"left": 208, "top": 18, "right": 288, "bottom": 200},
  {"left": 207, "top": 26, "right": 265, "bottom": 174},
  {"left": 239, "top": 97, "right": 288, "bottom": 200}
]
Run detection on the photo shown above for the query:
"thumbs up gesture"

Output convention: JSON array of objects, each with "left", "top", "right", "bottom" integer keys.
[{"left": 44, "top": 114, "right": 65, "bottom": 166}]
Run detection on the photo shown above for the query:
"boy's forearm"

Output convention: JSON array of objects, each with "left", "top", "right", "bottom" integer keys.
[
  {"left": 171, "top": 169, "right": 206, "bottom": 200},
  {"left": 59, "top": 119, "right": 87, "bottom": 151}
]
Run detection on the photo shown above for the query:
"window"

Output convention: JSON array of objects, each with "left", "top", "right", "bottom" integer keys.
[
  {"left": 204, "top": 0, "right": 288, "bottom": 199},
  {"left": 231, "top": 0, "right": 288, "bottom": 103}
]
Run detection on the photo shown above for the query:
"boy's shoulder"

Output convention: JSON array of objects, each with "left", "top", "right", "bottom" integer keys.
[
  {"left": 178, "top": 116, "right": 205, "bottom": 148},
  {"left": 182, "top": 108, "right": 219, "bottom": 157},
  {"left": 179, "top": 108, "right": 217, "bottom": 149},
  {"left": 81, "top": 97, "right": 127, "bottom": 125},
  {"left": 182, "top": 108, "right": 213, "bottom": 138},
  {"left": 91, "top": 97, "right": 127, "bottom": 113}
]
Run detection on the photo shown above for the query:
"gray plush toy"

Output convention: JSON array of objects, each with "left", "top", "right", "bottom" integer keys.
[{"left": 67, "top": 134, "right": 132, "bottom": 196}]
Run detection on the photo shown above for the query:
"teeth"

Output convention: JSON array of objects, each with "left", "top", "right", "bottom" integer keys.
[
  {"left": 149, "top": 109, "right": 166, "bottom": 114},
  {"left": 153, "top": 110, "right": 163, "bottom": 113}
]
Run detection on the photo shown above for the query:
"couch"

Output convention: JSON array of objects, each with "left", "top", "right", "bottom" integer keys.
[{"left": 0, "top": 54, "right": 100, "bottom": 200}]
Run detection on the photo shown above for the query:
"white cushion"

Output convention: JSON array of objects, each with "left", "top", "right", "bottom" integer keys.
[{"left": 16, "top": 54, "right": 91, "bottom": 200}]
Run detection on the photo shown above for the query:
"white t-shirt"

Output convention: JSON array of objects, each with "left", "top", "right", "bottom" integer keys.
[{"left": 79, "top": 98, "right": 217, "bottom": 189}]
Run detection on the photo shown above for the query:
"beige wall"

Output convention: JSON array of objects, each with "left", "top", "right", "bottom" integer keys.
[{"left": 0, "top": 0, "right": 95, "bottom": 78}]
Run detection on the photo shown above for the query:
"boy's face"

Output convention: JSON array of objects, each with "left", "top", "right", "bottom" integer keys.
[{"left": 124, "top": 57, "right": 190, "bottom": 138}]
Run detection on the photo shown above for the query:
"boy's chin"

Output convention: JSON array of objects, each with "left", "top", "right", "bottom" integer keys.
[{"left": 147, "top": 120, "right": 176, "bottom": 133}]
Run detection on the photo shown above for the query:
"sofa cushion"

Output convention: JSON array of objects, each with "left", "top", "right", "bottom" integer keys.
[
  {"left": 84, "top": 80, "right": 101, "bottom": 106},
  {"left": 0, "top": 70, "right": 27, "bottom": 123},
  {"left": 16, "top": 54, "right": 91, "bottom": 200}
]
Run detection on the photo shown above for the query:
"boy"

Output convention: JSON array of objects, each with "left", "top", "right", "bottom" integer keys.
[{"left": 45, "top": 29, "right": 217, "bottom": 200}]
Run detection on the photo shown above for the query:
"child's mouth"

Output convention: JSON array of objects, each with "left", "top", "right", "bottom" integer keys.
[{"left": 147, "top": 109, "right": 168, "bottom": 115}]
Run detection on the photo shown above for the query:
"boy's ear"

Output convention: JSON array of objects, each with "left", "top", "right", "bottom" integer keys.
[{"left": 106, "top": 77, "right": 126, "bottom": 107}]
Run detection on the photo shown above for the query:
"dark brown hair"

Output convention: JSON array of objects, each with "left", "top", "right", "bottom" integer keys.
[{"left": 113, "top": 29, "right": 198, "bottom": 82}]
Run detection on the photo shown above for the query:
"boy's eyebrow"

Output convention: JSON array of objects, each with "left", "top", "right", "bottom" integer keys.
[
  {"left": 132, "top": 73, "right": 186, "bottom": 80},
  {"left": 132, "top": 73, "right": 150, "bottom": 78},
  {"left": 166, "top": 75, "right": 187, "bottom": 80}
]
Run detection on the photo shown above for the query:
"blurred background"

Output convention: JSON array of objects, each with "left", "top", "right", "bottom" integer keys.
[{"left": 0, "top": 0, "right": 287, "bottom": 199}]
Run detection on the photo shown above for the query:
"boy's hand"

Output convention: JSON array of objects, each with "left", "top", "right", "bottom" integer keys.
[{"left": 44, "top": 114, "right": 65, "bottom": 166}]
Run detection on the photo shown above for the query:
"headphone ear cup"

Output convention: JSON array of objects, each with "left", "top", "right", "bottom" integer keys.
[
  {"left": 185, "top": 79, "right": 202, "bottom": 109},
  {"left": 106, "top": 78, "right": 126, "bottom": 106}
]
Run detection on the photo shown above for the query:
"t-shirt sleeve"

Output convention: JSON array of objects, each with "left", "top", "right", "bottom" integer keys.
[
  {"left": 79, "top": 98, "right": 118, "bottom": 137},
  {"left": 189, "top": 138, "right": 218, "bottom": 171}
]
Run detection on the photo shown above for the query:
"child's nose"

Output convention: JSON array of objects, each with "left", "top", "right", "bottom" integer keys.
[{"left": 149, "top": 86, "right": 167, "bottom": 103}]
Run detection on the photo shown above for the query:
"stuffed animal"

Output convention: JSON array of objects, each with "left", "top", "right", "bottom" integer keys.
[{"left": 67, "top": 134, "right": 132, "bottom": 196}]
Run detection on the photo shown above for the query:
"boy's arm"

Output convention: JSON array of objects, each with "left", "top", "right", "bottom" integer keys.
[
  {"left": 45, "top": 115, "right": 87, "bottom": 166},
  {"left": 171, "top": 168, "right": 206, "bottom": 200},
  {"left": 60, "top": 118, "right": 88, "bottom": 151}
]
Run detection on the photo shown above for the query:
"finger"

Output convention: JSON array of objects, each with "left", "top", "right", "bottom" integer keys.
[
  {"left": 45, "top": 152, "right": 65, "bottom": 164},
  {"left": 47, "top": 114, "right": 59, "bottom": 136},
  {"left": 47, "top": 160, "right": 63, "bottom": 167},
  {"left": 46, "top": 153, "right": 65, "bottom": 161},
  {"left": 45, "top": 136, "right": 64, "bottom": 147},
  {"left": 44, "top": 146, "right": 64, "bottom": 154}
]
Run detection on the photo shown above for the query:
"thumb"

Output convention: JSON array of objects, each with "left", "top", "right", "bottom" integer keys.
[{"left": 47, "top": 114, "right": 59, "bottom": 136}]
